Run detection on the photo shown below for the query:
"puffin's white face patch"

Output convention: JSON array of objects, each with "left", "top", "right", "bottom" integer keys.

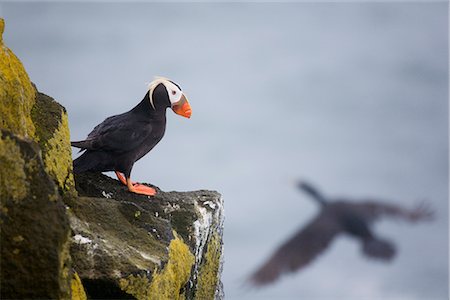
[
  {"left": 148, "top": 77, "right": 183, "bottom": 109},
  {"left": 163, "top": 81, "right": 183, "bottom": 106}
]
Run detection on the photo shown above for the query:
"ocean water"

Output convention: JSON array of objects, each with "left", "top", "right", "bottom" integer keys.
[{"left": 1, "top": 3, "right": 448, "bottom": 299}]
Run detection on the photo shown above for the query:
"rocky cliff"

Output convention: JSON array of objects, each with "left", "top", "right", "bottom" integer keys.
[
  {"left": 71, "top": 173, "right": 224, "bottom": 300},
  {"left": 0, "top": 18, "right": 224, "bottom": 300}
]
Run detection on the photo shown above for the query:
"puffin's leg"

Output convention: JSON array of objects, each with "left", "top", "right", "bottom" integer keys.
[
  {"left": 115, "top": 171, "right": 141, "bottom": 187},
  {"left": 115, "top": 171, "right": 128, "bottom": 185},
  {"left": 126, "top": 177, "right": 156, "bottom": 196}
]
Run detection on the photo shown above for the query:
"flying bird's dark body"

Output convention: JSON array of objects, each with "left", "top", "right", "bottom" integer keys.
[
  {"left": 71, "top": 78, "right": 191, "bottom": 196},
  {"left": 72, "top": 92, "right": 165, "bottom": 177},
  {"left": 249, "top": 181, "right": 434, "bottom": 286}
]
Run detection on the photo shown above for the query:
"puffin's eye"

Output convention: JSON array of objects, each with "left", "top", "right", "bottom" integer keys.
[{"left": 171, "top": 90, "right": 176, "bottom": 95}]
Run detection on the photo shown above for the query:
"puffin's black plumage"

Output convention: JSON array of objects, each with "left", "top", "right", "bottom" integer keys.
[
  {"left": 249, "top": 181, "right": 434, "bottom": 286},
  {"left": 71, "top": 79, "right": 191, "bottom": 195},
  {"left": 72, "top": 86, "right": 166, "bottom": 176}
]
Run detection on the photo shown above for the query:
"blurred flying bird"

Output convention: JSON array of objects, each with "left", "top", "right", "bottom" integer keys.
[
  {"left": 249, "top": 181, "right": 434, "bottom": 286},
  {"left": 71, "top": 77, "right": 191, "bottom": 196}
]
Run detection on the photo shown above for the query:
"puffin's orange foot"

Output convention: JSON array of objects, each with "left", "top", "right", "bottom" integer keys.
[
  {"left": 123, "top": 175, "right": 156, "bottom": 196},
  {"left": 129, "top": 184, "right": 156, "bottom": 196}
]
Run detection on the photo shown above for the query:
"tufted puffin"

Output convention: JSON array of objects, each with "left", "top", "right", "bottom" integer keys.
[
  {"left": 249, "top": 181, "right": 434, "bottom": 286},
  {"left": 71, "top": 77, "right": 191, "bottom": 196}
]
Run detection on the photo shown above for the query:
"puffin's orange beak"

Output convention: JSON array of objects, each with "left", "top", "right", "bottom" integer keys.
[{"left": 172, "top": 94, "right": 192, "bottom": 118}]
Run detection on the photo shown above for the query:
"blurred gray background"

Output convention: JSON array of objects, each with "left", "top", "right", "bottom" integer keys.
[{"left": 1, "top": 2, "right": 448, "bottom": 299}]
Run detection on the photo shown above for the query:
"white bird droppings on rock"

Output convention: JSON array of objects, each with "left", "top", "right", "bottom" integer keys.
[
  {"left": 102, "top": 191, "right": 113, "bottom": 198},
  {"left": 73, "top": 234, "right": 92, "bottom": 245}
]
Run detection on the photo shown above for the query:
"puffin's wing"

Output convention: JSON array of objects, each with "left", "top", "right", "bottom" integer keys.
[
  {"left": 71, "top": 114, "right": 152, "bottom": 153},
  {"left": 350, "top": 201, "right": 434, "bottom": 223},
  {"left": 249, "top": 212, "right": 341, "bottom": 286}
]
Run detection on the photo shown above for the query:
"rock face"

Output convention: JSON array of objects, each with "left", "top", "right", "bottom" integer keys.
[
  {"left": 0, "top": 19, "right": 36, "bottom": 139},
  {"left": 0, "top": 18, "right": 224, "bottom": 300},
  {"left": 0, "top": 130, "right": 72, "bottom": 299},
  {"left": 72, "top": 173, "right": 224, "bottom": 299},
  {"left": 32, "top": 88, "right": 76, "bottom": 196},
  {"left": 0, "top": 19, "right": 73, "bottom": 299}
]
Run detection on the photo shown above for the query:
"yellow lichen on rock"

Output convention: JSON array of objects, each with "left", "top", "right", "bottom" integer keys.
[
  {"left": 196, "top": 233, "right": 222, "bottom": 299},
  {"left": 0, "top": 18, "right": 4, "bottom": 41},
  {"left": 119, "top": 274, "right": 151, "bottom": 300},
  {"left": 43, "top": 112, "right": 75, "bottom": 193},
  {"left": 1, "top": 130, "right": 73, "bottom": 299},
  {"left": 0, "top": 18, "right": 36, "bottom": 138},
  {"left": 0, "top": 136, "right": 28, "bottom": 202},
  {"left": 120, "top": 232, "right": 195, "bottom": 300},
  {"left": 148, "top": 232, "right": 195, "bottom": 300},
  {"left": 71, "top": 272, "right": 87, "bottom": 300},
  {"left": 31, "top": 90, "right": 76, "bottom": 196}
]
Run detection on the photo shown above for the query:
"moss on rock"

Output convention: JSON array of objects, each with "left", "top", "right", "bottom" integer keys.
[
  {"left": 69, "top": 196, "right": 168, "bottom": 274},
  {"left": 72, "top": 172, "right": 224, "bottom": 299},
  {"left": 148, "top": 232, "right": 195, "bottom": 300},
  {"left": 119, "top": 232, "right": 195, "bottom": 300},
  {"left": 0, "top": 17, "right": 76, "bottom": 196},
  {"left": 71, "top": 272, "right": 87, "bottom": 300},
  {"left": 0, "top": 18, "right": 4, "bottom": 41},
  {"left": 0, "top": 18, "right": 36, "bottom": 138},
  {"left": 0, "top": 135, "right": 28, "bottom": 203},
  {"left": 31, "top": 89, "right": 76, "bottom": 196},
  {"left": 42, "top": 111, "right": 75, "bottom": 194},
  {"left": 0, "top": 130, "right": 72, "bottom": 299},
  {"left": 0, "top": 20, "right": 75, "bottom": 298},
  {"left": 0, "top": 18, "right": 82, "bottom": 300},
  {"left": 196, "top": 233, "right": 222, "bottom": 299},
  {"left": 0, "top": 18, "right": 75, "bottom": 197}
]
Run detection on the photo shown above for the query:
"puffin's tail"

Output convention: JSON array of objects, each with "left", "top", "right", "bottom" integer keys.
[
  {"left": 72, "top": 151, "right": 98, "bottom": 174},
  {"left": 362, "top": 236, "right": 396, "bottom": 260},
  {"left": 298, "top": 181, "right": 328, "bottom": 206},
  {"left": 71, "top": 140, "right": 87, "bottom": 148},
  {"left": 71, "top": 140, "right": 92, "bottom": 153}
]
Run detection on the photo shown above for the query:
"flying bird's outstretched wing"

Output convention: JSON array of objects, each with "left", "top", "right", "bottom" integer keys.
[
  {"left": 349, "top": 201, "right": 434, "bottom": 224},
  {"left": 249, "top": 211, "right": 341, "bottom": 286},
  {"left": 71, "top": 114, "right": 152, "bottom": 153}
]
